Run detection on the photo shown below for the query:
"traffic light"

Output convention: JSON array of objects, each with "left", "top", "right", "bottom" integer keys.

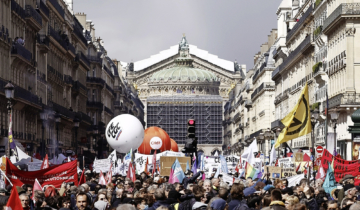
[{"left": 187, "top": 119, "right": 196, "bottom": 138}]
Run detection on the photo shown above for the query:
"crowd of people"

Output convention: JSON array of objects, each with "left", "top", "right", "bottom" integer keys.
[{"left": 0, "top": 170, "right": 359, "bottom": 210}]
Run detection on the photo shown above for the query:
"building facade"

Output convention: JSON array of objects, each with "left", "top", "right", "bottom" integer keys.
[
  {"left": 125, "top": 36, "right": 246, "bottom": 155},
  {"left": 0, "top": 0, "right": 143, "bottom": 160}
]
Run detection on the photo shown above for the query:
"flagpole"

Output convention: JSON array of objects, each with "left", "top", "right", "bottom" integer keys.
[{"left": 1, "top": 170, "right": 12, "bottom": 187}]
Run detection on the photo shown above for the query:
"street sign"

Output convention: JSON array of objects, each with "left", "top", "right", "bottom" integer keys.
[{"left": 316, "top": 146, "right": 324, "bottom": 154}]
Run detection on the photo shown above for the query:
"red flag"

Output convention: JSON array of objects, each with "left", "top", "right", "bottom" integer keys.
[
  {"left": 105, "top": 164, "right": 112, "bottom": 184},
  {"left": 235, "top": 164, "right": 239, "bottom": 173},
  {"left": 315, "top": 163, "right": 326, "bottom": 180},
  {"left": 98, "top": 170, "right": 106, "bottom": 185},
  {"left": 127, "top": 162, "right": 136, "bottom": 182},
  {"left": 274, "top": 159, "right": 279, "bottom": 167},
  {"left": 78, "top": 169, "right": 86, "bottom": 186},
  {"left": 31, "top": 179, "right": 42, "bottom": 202},
  {"left": 239, "top": 157, "right": 243, "bottom": 169},
  {"left": 40, "top": 154, "right": 49, "bottom": 169},
  {"left": 144, "top": 157, "right": 149, "bottom": 175},
  {"left": 295, "top": 163, "right": 301, "bottom": 172},
  {"left": 152, "top": 150, "right": 157, "bottom": 176},
  {"left": 6, "top": 186, "right": 23, "bottom": 210}
]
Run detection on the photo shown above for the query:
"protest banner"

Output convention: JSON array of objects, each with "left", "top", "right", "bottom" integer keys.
[
  {"left": 278, "top": 157, "right": 294, "bottom": 168},
  {"left": 281, "top": 167, "right": 296, "bottom": 178},
  {"left": 93, "top": 159, "right": 111, "bottom": 173},
  {"left": 203, "top": 155, "right": 240, "bottom": 173},
  {"left": 6, "top": 158, "right": 78, "bottom": 187},
  {"left": 253, "top": 158, "right": 262, "bottom": 171},
  {"left": 287, "top": 174, "right": 305, "bottom": 187},
  {"left": 265, "top": 166, "right": 282, "bottom": 179},
  {"left": 160, "top": 156, "right": 190, "bottom": 176},
  {"left": 221, "top": 173, "right": 234, "bottom": 185},
  {"left": 27, "top": 162, "right": 43, "bottom": 171}
]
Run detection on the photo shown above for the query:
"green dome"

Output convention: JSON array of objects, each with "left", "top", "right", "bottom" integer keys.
[{"left": 150, "top": 61, "right": 218, "bottom": 83}]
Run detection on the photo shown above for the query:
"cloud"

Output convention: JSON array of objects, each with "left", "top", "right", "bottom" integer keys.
[{"left": 73, "top": 0, "right": 281, "bottom": 69}]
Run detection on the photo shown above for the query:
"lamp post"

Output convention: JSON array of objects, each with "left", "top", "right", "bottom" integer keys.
[
  {"left": 311, "top": 108, "right": 319, "bottom": 185},
  {"left": 264, "top": 128, "right": 272, "bottom": 163},
  {"left": 330, "top": 111, "right": 340, "bottom": 156},
  {"left": 55, "top": 113, "right": 61, "bottom": 157},
  {"left": 4, "top": 81, "right": 14, "bottom": 158},
  {"left": 258, "top": 133, "right": 264, "bottom": 155},
  {"left": 276, "top": 128, "right": 282, "bottom": 157},
  {"left": 40, "top": 111, "right": 48, "bottom": 158},
  {"left": 73, "top": 118, "right": 80, "bottom": 156}
]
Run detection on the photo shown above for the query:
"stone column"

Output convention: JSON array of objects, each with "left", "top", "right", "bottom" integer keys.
[{"left": 345, "top": 27, "right": 356, "bottom": 93}]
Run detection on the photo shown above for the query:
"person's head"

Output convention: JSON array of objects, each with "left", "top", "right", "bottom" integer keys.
[
  {"left": 285, "top": 195, "right": 299, "bottom": 210},
  {"left": 187, "top": 183, "right": 194, "bottom": 191},
  {"left": 164, "top": 183, "right": 175, "bottom": 198},
  {"left": 98, "top": 192, "right": 108, "bottom": 202},
  {"left": 349, "top": 203, "right": 360, "bottom": 210},
  {"left": 147, "top": 185, "right": 157, "bottom": 199},
  {"left": 134, "top": 198, "right": 146, "bottom": 210},
  {"left": 299, "top": 178, "right": 308, "bottom": 188},
  {"left": 116, "top": 204, "right": 137, "bottom": 210},
  {"left": 246, "top": 178, "right": 254, "bottom": 187},
  {"left": 315, "top": 179, "right": 324, "bottom": 188},
  {"left": 218, "top": 188, "right": 228, "bottom": 200},
  {"left": 282, "top": 179, "right": 288, "bottom": 188},
  {"left": 143, "top": 179, "right": 151, "bottom": 188},
  {"left": 140, "top": 172, "right": 147, "bottom": 179},
  {"left": 193, "top": 186, "right": 205, "bottom": 202},
  {"left": 116, "top": 189, "right": 124, "bottom": 198},
  {"left": 327, "top": 200, "right": 338, "bottom": 210},
  {"left": 248, "top": 196, "right": 262, "bottom": 209},
  {"left": 341, "top": 198, "right": 354, "bottom": 209},
  {"left": 346, "top": 187, "right": 357, "bottom": 198},
  {"left": 186, "top": 170, "right": 193, "bottom": 178},
  {"left": 293, "top": 203, "right": 307, "bottom": 210},
  {"left": 124, "top": 180, "right": 133, "bottom": 190},
  {"left": 58, "top": 196, "right": 71, "bottom": 209},
  {"left": 81, "top": 183, "right": 90, "bottom": 193},
  {"left": 203, "top": 179, "right": 211, "bottom": 193},
  {"left": 262, "top": 195, "right": 271, "bottom": 207},
  {"left": 271, "top": 189, "right": 282, "bottom": 202},
  {"left": 76, "top": 192, "right": 88, "bottom": 210},
  {"left": 22, "top": 184, "right": 33, "bottom": 196},
  {"left": 154, "top": 188, "right": 166, "bottom": 201},
  {"left": 19, "top": 193, "right": 29, "bottom": 208},
  {"left": 44, "top": 185, "right": 58, "bottom": 197},
  {"left": 274, "top": 179, "right": 283, "bottom": 189},
  {"left": 211, "top": 178, "right": 220, "bottom": 188}
]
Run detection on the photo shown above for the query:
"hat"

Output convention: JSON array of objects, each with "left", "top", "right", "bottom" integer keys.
[
  {"left": 340, "top": 175, "right": 355, "bottom": 183},
  {"left": 168, "top": 190, "right": 181, "bottom": 200},
  {"left": 210, "top": 198, "right": 226, "bottom": 210},
  {"left": 244, "top": 187, "right": 256, "bottom": 197},
  {"left": 89, "top": 184, "right": 96, "bottom": 191},
  {"left": 344, "top": 184, "right": 355, "bottom": 195},
  {"left": 263, "top": 185, "right": 275, "bottom": 192},
  {"left": 186, "top": 170, "right": 193, "bottom": 175},
  {"left": 16, "top": 186, "right": 25, "bottom": 194},
  {"left": 281, "top": 187, "right": 294, "bottom": 195},
  {"left": 0, "top": 188, "right": 7, "bottom": 193}
]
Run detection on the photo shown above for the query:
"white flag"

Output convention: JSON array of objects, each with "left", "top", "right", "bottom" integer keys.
[
  {"left": 241, "top": 140, "right": 258, "bottom": 159},
  {"left": 247, "top": 146, "right": 256, "bottom": 166},
  {"left": 269, "top": 145, "right": 277, "bottom": 166},
  {"left": 98, "top": 170, "right": 107, "bottom": 185},
  {"left": 107, "top": 150, "right": 117, "bottom": 173}
]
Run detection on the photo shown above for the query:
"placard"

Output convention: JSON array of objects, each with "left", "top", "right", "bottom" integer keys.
[
  {"left": 295, "top": 152, "right": 303, "bottom": 162},
  {"left": 160, "top": 156, "right": 191, "bottom": 176},
  {"left": 27, "top": 162, "right": 43, "bottom": 171},
  {"left": 221, "top": 173, "right": 234, "bottom": 185},
  {"left": 265, "top": 166, "right": 282, "bottom": 179},
  {"left": 93, "top": 159, "right": 111, "bottom": 172},
  {"left": 281, "top": 167, "right": 296, "bottom": 178},
  {"left": 278, "top": 157, "right": 294, "bottom": 168}
]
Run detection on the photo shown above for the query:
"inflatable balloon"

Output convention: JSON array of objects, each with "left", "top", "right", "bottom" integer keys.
[
  {"left": 170, "top": 138, "right": 179, "bottom": 152},
  {"left": 105, "top": 114, "right": 144, "bottom": 153},
  {"left": 138, "top": 127, "right": 171, "bottom": 154}
]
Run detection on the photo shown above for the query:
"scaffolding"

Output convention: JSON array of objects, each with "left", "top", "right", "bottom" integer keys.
[{"left": 147, "top": 95, "right": 223, "bottom": 145}]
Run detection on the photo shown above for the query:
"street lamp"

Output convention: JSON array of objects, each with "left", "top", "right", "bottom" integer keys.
[
  {"left": 55, "top": 113, "right": 61, "bottom": 158},
  {"left": 258, "top": 133, "right": 264, "bottom": 154},
  {"left": 4, "top": 81, "right": 14, "bottom": 158},
  {"left": 310, "top": 108, "right": 319, "bottom": 185},
  {"left": 276, "top": 128, "right": 282, "bottom": 157},
  {"left": 73, "top": 118, "right": 80, "bottom": 156},
  {"left": 330, "top": 111, "right": 340, "bottom": 156},
  {"left": 264, "top": 128, "right": 272, "bottom": 162},
  {"left": 40, "top": 111, "right": 48, "bottom": 158}
]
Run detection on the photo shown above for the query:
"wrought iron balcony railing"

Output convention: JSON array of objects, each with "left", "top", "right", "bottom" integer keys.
[
  {"left": 88, "top": 55, "right": 102, "bottom": 64},
  {"left": 11, "top": 43, "right": 32, "bottom": 63},
  {"left": 323, "top": 3, "right": 360, "bottom": 31},
  {"left": 48, "top": 0, "right": 65, "bottom": 18},
  {"left": 49, "top": 26, "right": 67, "bottom": 50},
  {"left": 38, "top": 0, "right": 49, "bottom": 17},
  {"left": 106, "top": 84, "right": 115, "bottom": 96},
  {"left": 36, "top": 34, "right": 49, "bottom": 46},
  {"left": 53, "top": 102, "right": 74, "bottom": 119},
  {"left": 64, "top": 75, "right": 73, "bottom": 85},
  {"left": 286, "top": 5, "right": 313, "bottom": 42},
  {"left": 103, "top": 65, "right": 114, "bottom": 79},
  {"left": 76, "top": 52, "right": 90, "bottom": 67},
  {"left": 67, "top": 42, "right": 76, "bottom": 55},
  {"left": 86, "top": 76, "right": 105, "bottom": 86},
  {"left": 104, "top": 106, "right": 114, "bottom": 115},
  {"left": 11, "top": 0, "right": 25, "bottom": 19},
  {"left": 25, "top": 4, "right": 42, "bottom": 26},
  {"left": 86, "top": 101, "right": 103, "bottom": 109}
]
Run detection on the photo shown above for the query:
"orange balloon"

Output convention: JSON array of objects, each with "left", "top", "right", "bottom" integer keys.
[
  {"left": 138, "top": 127, "right": 171, "bottom": 154},
  {"left": 170, "top": 138, "right": 179, "bottom": 152}
]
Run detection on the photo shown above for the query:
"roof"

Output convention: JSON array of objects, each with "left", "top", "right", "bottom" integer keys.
[{"left": 132, "top": 44, "right": 234, "bottom": 72}]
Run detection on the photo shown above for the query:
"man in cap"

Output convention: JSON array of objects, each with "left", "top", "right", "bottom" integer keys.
[
  {"left": 182, "top": 170, "right": 203, "bottom": 189},
  {"left": 340, "top": 183, "right": 358, "bottom": 207},
  {"left": 338, "top": 175, "right": 355, "bottom": 203}
]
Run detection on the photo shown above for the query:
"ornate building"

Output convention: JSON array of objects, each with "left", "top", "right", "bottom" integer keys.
[{"left": 126, "top": 36, "right": 246, "bottom": 155}]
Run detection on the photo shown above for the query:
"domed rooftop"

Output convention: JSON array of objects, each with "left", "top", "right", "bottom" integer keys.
[{"left": 149, "top": 57, "right": 219, "bottom": 83}]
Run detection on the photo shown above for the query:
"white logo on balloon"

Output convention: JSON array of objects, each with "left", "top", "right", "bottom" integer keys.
[{"left": 150, "top": 137, "right": 162, "bottom": 150}]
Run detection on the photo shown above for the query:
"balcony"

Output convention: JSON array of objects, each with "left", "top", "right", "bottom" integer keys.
[
  {"left": 72, "top": 81, "right": 87, "bottom": 94},
  {"left": 88, "top": 55, "right": 102, "bottom": 64},
  {"left": 315, "top": 85, "right": 327, "bottom": 103},
  {"left": 86, "top": 77, "right": 105, "bottom": 86},
  {"left": 36, "top": 34, "right": 49, "bottom": 53},
  {"left": 67, "top": 43, "right": 76, "bottom": 56},
  {"left": 73, "top": 17, "right": 88, "bottom": 46},
  {"left": 47, "top": 65, "right": 63, "bottom": 82},
  {"left": 323, "top": 93, "right": 360, "bottom": 111},
  {"left": 48, "top": 0, "right": 64, "bottom": 18},
  {"left": 76, "top": 52, "right": 90, "bottom": 68},
  {"left": 104, "top": 106, "right": 114, "bottom": 115},
  {"left": 103, "top": 65, "right": 114, "bottom": 79},
  {"left": 272, "top": 35, "right": 313, "bottom": 80},
  {"left": 77, "top": 112, "right": 92, "bottom": 125},
  {"left": 52, "top": 102, "right": 74, "bottom": 119},
  {"left": 252, "top": 62, "right": 266, "bottom": 83},
  {"left": 244, "top": 100, "right": 252, "bottom": 109},
  {"left": 251, "top": 82, "right": 275, "bottom": 100},
  {"left": 49, "top": 26, "right": 68, "bottom": 51},
  {"left": 324, "top": 3, "right": 360, "bottom": 32},
  {"left": 86, "top": 101, "right": 103, "bottom": 109},
  {"left": 245, "top": 83, "right": 253, "bottom": 93},
  {"left": 286, "top": 5, "right": 313, "bottom": 43},
  {"left": 13, "top": 85, "right": 41, "bottom": 107},
  {"left": 37, "top": 70, "right": 46, "bottom": 83},
  {"left": 25, "top": 5, "right": 42, "bottom": 30},
  {"left": 233, "top": 113, "right": 241, "bottom": 124},
  {"left": 37, "top": 0, "right": 49, "bottom": 17},
  {"left": 11, "top": 0, "right": 25, "bottom": 19},
  {"left": 271, "top": 119, "right": 284, "bottom": 130},
  {"left": 64, "top": 75, "right": 73, "bottom": 85},
  {"left": 106, "top": 84, "right": 115, "bottom": 96},
  {"left": 11, "top": 43, "right": 32, "bottom": 64}
]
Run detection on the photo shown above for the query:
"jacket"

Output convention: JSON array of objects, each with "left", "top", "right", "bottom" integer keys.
[
  {"left": 305, "top": 198, "right": 319, "bottom": 210},
  {"left": 228, "top": 199, "right": 242, "bottom": 210},
  {"left": 182, "top": 172, "right": 202, "bottom": 188},
  {"left": 148, "top": 200, "right": 170, "bottom": 210},
  {"left": 269, "top": 201, "right": 286, "bottom": 210},
  {"left": 234, "top": 199, "right": 250, "bottom": 210}
]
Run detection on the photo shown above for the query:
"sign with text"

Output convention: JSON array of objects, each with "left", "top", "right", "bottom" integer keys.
[
  {"left": 27, "top": 162, "right": 43, "bottom": 171},
  {"left": 278, "top": 157, "right": 294, "bottom": 168},
  {"left": 282, "top": 167, "right": 296, "bottom": 178},
  {"left": 93, "top": 159, "right": 111, "bottom": 173},
  {"left": 160, "top": 156, "right": 191, "bottom": 176},
  {"left": 265, "top": 166, "right": 282, "bottom": 179}
]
